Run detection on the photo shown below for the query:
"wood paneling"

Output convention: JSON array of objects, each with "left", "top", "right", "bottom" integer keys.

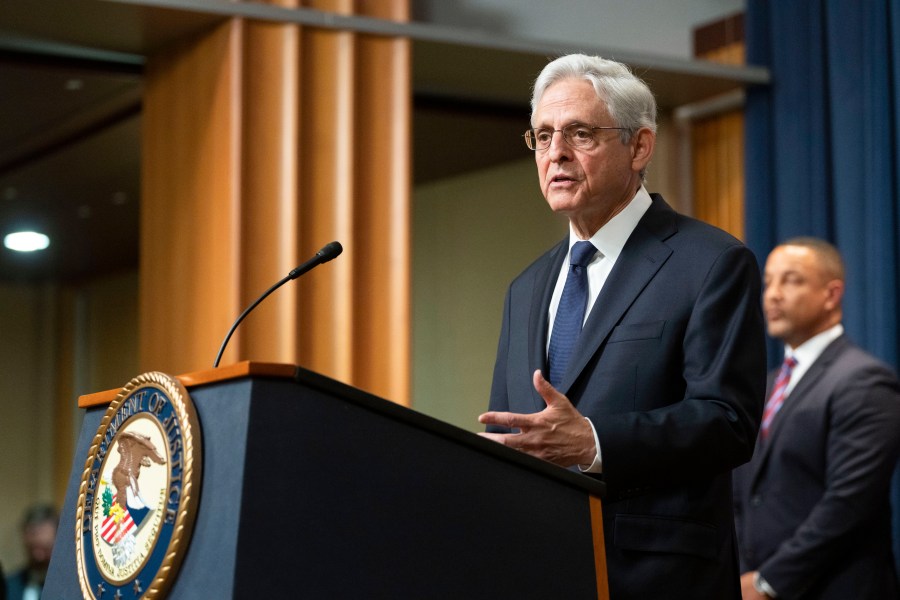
[
  {"left": 692, "top": 37, "right": 746, "bottom": 240},
  {"left": 350, "top": 0, "right": 411, "bottom": 402},
  {"left": 140, "top": 0, "right": 411, "bottom": 403},
  {"left": 590, "top": 495, "right": 610, "bottom": 600},
  {"left": 240, "top": 17, "right": 301, "bottom": 364},
  {"left": 692, "top": 108, "right": 745, "bottom": 239}
]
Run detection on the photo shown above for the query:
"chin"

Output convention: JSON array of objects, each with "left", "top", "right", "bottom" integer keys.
[
  {"left": 545, "top": 196, "right": 583, "bottom": 215},
  {"left": 767, "top": 326, "right": 790, "bottom": 342}
]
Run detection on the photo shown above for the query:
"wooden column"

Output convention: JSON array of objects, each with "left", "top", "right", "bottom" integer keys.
[
  {"left": 140, "top": 0, "right": 411, "bottom": 404},
  {"left": 692, "top": 108, "right": 745, "bottom": 239},
  {"left": 692, "top": 14, "right": 746, "bottom": 240}
]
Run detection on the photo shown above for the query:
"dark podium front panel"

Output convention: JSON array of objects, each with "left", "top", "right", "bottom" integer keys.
[{"left": 46, "top": 364, "right": 607, "bottom": 599}]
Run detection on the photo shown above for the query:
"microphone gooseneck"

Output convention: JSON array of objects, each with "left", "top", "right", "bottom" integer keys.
[{"left": 213, "top": 241, "right": 343, "bottom": 368}]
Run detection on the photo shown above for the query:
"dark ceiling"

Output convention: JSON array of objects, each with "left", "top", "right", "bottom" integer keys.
[
  {"left": 0, "top": 52, "right": 143, "bottom": 282},
  {"left": 0, "top": 0, "right": 763, "bottom": 284},
  {"left": 0, "top": 49, "right": 529, "bottom": 283}
]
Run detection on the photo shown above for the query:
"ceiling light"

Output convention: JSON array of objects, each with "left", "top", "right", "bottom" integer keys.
[{"left": 4, "top": 231, "right": 50, "bottom": 252}]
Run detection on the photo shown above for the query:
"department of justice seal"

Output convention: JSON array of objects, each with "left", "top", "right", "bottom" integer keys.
[{"left": 75, "top": 372, "right": 201, "bottom": 599}]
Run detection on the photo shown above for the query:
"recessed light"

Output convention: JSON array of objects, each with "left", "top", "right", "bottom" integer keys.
[{"left": 4, "top": 231, "right": 50, "bottom": 252}]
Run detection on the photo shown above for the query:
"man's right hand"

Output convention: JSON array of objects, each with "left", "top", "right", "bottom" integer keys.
[{"left": 740, "top": 572, "right": 771, "bottom": 600}]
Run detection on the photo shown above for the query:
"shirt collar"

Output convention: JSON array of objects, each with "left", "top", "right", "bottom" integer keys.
[
  {"left": 785, "top": 323, "right": 844, "bottom": 368},
  {"left": 567, "top": 185, "right": 653, "bottom": 260}
]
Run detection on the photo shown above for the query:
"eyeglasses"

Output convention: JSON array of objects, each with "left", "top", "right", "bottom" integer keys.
[{"left": 523, "top": 123, "right": 628, "bottom": 151}]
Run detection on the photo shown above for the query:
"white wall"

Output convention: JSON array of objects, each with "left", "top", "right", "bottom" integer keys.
[{"left": 413, "top": 0, "right": 745, "bottom": 59}]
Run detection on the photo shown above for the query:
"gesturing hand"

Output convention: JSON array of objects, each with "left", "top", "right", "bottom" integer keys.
[{"left": 478, "top": 370, "right": 596, "bottom": 468}]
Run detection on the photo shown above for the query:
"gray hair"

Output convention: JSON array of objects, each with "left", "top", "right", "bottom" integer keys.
[{"left": 531, "top": 54, "right": 658, "bottom": 143}]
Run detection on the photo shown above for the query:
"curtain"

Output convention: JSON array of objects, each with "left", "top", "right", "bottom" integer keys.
[{"left": 745, "top": 0, "right": 900, "bottom": 578}]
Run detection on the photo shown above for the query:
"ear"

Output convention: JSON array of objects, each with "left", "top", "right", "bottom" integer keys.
[
  {"left": 631, "top": 127, "right": 656, "bottom": 172},
  {"left": 823, "top": 279, "right": 844, "bottom": 311}
]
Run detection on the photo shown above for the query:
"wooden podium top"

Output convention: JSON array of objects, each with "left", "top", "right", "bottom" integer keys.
[{"left": 78, "top": 361, "right": 298, "bottom": 408}]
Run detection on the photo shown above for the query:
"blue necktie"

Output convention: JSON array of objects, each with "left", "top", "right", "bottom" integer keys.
[{"left": 548, "top": 241, "right": 597, "bottom": 388}]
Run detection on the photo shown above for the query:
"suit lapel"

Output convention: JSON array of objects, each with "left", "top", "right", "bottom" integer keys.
[
  {"left": 528, "top": 239, "right": 567, "bottom": 410},
  {"left": 558, "top": 196, "right": 676, "bottom": 395},
  {"left": 750, "top": 335, "right": 848, "bottom": 485}
]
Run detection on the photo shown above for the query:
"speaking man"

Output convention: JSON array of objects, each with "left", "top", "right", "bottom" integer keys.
[{"left": 479, "top": 54, "right": 767, "bottom": 598}]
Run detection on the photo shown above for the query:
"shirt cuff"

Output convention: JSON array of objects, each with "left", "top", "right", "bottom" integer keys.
[
  {"left": 754, "top": 572, "right": 777, "bottom": 598},
  {"left": 578, "top": 417, "right": 603, "bottom": 473}
]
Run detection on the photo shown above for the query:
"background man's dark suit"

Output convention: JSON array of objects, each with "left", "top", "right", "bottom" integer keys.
[
  {"left": 733, "top": 334, "right": 900, "bottom": 599},
  {"left": 489, "top": 194, "right": 766, "bottom": 598}
]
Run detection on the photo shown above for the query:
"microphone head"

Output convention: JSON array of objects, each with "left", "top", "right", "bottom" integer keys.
[{"left": 317, "top": 241, "right": 343, "bottom": 263}]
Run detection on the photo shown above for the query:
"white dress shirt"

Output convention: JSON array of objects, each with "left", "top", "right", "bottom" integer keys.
[
  {"left": 781, "top": 323, "right": 844, "bottom": 396},
  {"left": 546, "top": 186, "right": 652, "bottom": 473}
]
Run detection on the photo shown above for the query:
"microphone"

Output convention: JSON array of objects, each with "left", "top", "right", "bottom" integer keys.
[{"left": 213, "top": 241, "right": 343, "bottom": 368}]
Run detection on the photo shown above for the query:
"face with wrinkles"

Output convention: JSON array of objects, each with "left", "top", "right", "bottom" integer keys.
[{"left": 532, "top": 78, "right": 653, "bottom": 237}]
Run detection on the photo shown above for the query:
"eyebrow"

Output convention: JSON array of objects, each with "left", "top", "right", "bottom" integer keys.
[{"left": 531, "top": 120, "right": 593, "bottom": 130}]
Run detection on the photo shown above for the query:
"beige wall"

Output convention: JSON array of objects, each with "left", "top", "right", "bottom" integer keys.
[
  {"left": 0, "top": 283, "right": 55, "bottom": 570},
  {"left": 412, "top": 158, "right": 566, "bottom": 430},
  {"left": 0, "top": 271, "right": 138, "bottom": 572}
]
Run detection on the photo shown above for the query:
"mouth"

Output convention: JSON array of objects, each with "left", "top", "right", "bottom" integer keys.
[
  {"left": 765, "top": 309, "right": 784, "bottom": 322},
  {"left": 550, "top": 174, "right": 578, "bottom": 185}
]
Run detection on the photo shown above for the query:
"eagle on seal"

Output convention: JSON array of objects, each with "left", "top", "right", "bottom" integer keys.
[{"left": 112, "top": 431, "right": 166, "bottom": 512}]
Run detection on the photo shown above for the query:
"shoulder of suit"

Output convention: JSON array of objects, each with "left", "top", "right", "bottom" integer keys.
[
  {"left": 817, "top": 335, "right": 900, "bottom": 383},
  {"left": 645, "top": 193, "right": 747, "bottom": 251},
  {"left": 507, "top": 237, "right": 567, "bottom": 284}
]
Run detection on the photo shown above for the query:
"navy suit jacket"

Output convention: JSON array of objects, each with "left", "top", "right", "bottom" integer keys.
[
  {"left": 4, "top": 570, "right": 33, "bottom": 600},
  {"left": 733, "top": 335, "right": 900, "bottom": 599},
  {"left": 489, "top": 194, "right": 766, "bottom": 599}
]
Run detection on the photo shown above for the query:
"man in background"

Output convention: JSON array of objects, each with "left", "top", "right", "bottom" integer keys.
[
  {"left": 5, "top": 504, "right": 57, "bottom": 600},
  {"left": 479, "top": 53, "right": 766, "bottom": 598},
  {"left": 734, "top": 237, "right": 900, "bottom": 599}
]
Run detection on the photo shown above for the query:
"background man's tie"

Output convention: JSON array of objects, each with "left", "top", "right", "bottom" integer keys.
[
  {"left": 760, "top": 356, "right": 798, "bottom": 438},
  {"left": 548, "top": 241, "right": 597, "bottom": 388}
]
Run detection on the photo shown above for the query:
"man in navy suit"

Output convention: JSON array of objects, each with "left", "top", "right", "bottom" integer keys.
[
  {"left": 733, "top": 238, "right": 900, "bottom": 599},
  {"left": 479, "top": 54, "right": 766, "bottom": 599}
]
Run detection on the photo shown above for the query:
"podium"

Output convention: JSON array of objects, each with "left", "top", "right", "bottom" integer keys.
[{"left": 45, "top": 362, "right": 608, "bottom": 599}]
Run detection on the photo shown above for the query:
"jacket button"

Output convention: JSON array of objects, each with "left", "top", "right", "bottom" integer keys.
[{"left": 750, "top": 495, "right": 762, "bottom": 507}]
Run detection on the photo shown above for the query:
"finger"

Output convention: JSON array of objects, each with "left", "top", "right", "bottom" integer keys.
[
  {"left": 478, "top": 432, "right": 527, "bottom": 452},
  {"left": 478, "top": 431, "right": 514, "bottom": 444},
  {"left": 532, "top": 369, "right": 564, "bottom": 407},
  {"left": 478, "top": 411, "right": 528, "bottom": 430}
]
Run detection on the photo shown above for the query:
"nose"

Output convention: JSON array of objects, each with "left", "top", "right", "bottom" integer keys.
[{"left": 546, "top": 129, "right": 572, "bottom": 162}]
